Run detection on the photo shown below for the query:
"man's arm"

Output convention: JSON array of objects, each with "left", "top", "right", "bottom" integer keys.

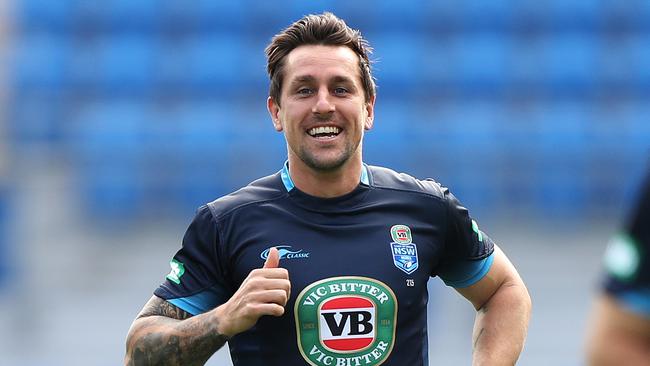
[
  {"left": 455, "top": 245, "right": 532, "bottom": 366},
  {"left": 125, "top": 247, "right": 290, "bottom": 366},
  {"left": 586, "top": 294, "right": 650, "bottom": 366},
  {"left": 125, "top": 295, "right": 228, "bottom": 366}
]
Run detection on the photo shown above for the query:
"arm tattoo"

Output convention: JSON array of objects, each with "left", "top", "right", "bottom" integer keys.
[
  {"left": 473, "top": 305, "right": 488, "bottom": 349},
  {"left": 125, "top": 296, "right": 229, "bottom": 366},
  {"left": 136, "top": 297, "right": 193, "bottom": 321},
  {"left": 473, "top": 327, "right": 486, "bottom": 349}
]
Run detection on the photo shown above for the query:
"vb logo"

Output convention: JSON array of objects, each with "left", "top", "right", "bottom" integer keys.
[
  {"left": 320, "top": 296, "right": 375, "bottom": 351},
  {"left": 295, "top": 276, "right": 397, "bottom": 366}
]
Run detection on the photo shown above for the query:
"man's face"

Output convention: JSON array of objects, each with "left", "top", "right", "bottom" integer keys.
[{"left": 268, "top": 45, "right": 375, "bottom": 172}]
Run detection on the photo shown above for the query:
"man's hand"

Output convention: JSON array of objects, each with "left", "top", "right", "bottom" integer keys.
[
  {"left": 124, "top": 248, "right": 291, "bottom": 365},
  {"left": 213, "top": 247, "right": 291, "bottom": 338}
]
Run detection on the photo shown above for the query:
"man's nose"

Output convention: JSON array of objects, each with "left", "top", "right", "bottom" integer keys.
[{"left": 312, "top": 88, "right": 335, "bottom": 115}]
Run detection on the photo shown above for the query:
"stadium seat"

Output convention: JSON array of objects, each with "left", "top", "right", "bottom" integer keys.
[
  {"left": 15, "top": 0, "right": 72, "bottom": 29},
  {"left": 12, "top": 32, "right": 69, "bottom": 89},
  {"left": 103, "top": 0, "right": 160, "bottom": 30},
  {"left": 546, "top": 0, "right": 604, "bottom": 26},
  {"left": 183, "top": 34, "right": 244, "bottom": 90},
  {"left": 540, "top": 34, "right": 600, "bottom": 92},
  {"left": 367, "top": 33, "right": 425, "bottom": 93},
  {"left": 460, "top": 0, "right": 515, "bottom": 28},
  {"left": 8, "top": 93, "right": 63, "bottom": 145},
  {"left": 629, "top": 35, "right": 650, "bottom": 85},
  {"left": 96, "top": 35, "right": 159, "bottom": 92},
  {"left": 453, "top": 34, "right": 514, "bottom": 91}
]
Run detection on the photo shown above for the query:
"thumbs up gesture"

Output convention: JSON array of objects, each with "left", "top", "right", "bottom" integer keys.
[
  {"left": 212, "top": 247, "right": 291, "bottom": 338},
  {"left": 264, "top": 246, "right": 281, "bottom": 269}
]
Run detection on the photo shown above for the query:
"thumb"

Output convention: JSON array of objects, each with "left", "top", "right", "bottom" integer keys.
[{"left": 263, "top": 247, "right": 280, "bottom": 268}]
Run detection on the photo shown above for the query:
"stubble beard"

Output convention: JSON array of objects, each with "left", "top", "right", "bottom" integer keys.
[{"left": 296, "top": 139, "right": 360, "bottom": 172}]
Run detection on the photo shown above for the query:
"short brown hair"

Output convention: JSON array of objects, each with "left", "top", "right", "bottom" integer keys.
[{"left": 265, "top": 12, "right": 375, "bottom": 106}]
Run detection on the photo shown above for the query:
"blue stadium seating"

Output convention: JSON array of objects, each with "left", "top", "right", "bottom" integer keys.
[
  {"left": 541, "top": 34, "right": 600, "bottom": 90},
  {"left": 13, "top": 32, "right": 69, "bottom": 89},
  {"left": 453, "top": 34, "right": 515, "bottom": 89},
  {"left": 8, "top": 93, "right": 62, "bottom": 144},
  {"left": 9, "top": 0, "right": 650, "bottom": 222},
  {"left": 368, "top": 33, "right": 425, "bottom": 91},
  {"left": 16, "top": 0, "right": 72, "bottom": 29},
  {"left": 103, "top": 0, "right": 160, "bottom": 30}
]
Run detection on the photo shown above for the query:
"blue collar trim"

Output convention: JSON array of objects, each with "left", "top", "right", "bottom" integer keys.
[
  {"left": 280, "top": 161, "right": 295, "bottom": 191},
  {"left": 360, "top": 163, "right": 370, "bottom": 185},
  {"left": 280, "top": 161, "right": 369, "bottom": 192}
]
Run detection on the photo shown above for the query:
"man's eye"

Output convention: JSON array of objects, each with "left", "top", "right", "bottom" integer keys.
[
  {"left": 297, "top": 88, "right": 313, "bottom": 95},
  {"left": 334, "top": 87, "right": 348, "bottom": 95}
]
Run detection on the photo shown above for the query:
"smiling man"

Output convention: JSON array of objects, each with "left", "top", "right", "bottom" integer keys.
[
  {"left": 125, "top": 12, "right": 531, "bottom": 366},
  {"left": 268, "top": 43, "right": 373, "bottom": 198}
]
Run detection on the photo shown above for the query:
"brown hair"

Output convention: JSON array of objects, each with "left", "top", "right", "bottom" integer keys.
[{"left": 265, "top": 12, "right": 376, "bottom": 106}]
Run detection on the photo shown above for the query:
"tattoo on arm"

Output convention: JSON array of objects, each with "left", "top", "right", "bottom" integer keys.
[
  {"left": 473, "top": 327, "right": 485, "bottom": 349},
  {"left": 125, "top": 296, "right": 229, "bottom": 366},
  {"left": 136, "top": 296, "right": 193, "bottom": 321},
  {"left": 473, "top": 305, "right": 488, "bottom": 349}
]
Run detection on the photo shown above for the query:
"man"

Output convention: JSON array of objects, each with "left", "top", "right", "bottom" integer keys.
[
  {"left": 125, "top": 12, "right": 531, "bottom": 366},
  {"left": 586, "top": 172, "right": 650, "bottom": 365}
]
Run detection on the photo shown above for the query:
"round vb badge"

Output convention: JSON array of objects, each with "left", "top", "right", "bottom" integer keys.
[
  {"left": 295, "top": 276, "right": 398, "bottom": 366},
  {"left": 390, "top": 225, "right": 419, "bottom": 274}
]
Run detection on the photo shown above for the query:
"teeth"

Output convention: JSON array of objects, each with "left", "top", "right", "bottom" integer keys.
[{"left": 308, "top": 126, "right": 340, "bottom": 136}]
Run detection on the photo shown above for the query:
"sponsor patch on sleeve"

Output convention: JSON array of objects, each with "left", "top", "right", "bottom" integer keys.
[{"left": 166, "top": 259, "right": 185, "bottom": 285}]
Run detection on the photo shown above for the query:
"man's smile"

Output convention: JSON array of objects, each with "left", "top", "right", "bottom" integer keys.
[{"left": 307, "top": 125, "right": 342, "bottom": 140}]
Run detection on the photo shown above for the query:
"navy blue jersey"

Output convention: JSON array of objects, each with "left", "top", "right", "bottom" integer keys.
[
  {"left": 155, "top": 163, "right": 495, "bottom": 366},
  {"left": 602, "top": 172, "right": 650, "bottom": 317}
]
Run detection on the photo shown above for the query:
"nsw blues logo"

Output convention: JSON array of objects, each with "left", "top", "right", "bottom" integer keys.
[
  {"left": 389, "top": 225, "right": 419, "bottom": 274},
  {"left": 390, "top": 243, "right": 419, "bottom": 274}
]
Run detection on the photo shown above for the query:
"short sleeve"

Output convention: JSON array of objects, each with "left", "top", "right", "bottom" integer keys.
[
  {"left": 154, "top": 205, "right": 231, "bottom": 315},
  {"left": 435, "top": 186, "right": 495, "bottom": 288},
  {"left": 602, "top": 174, "right": 650, "bottom": 317}
]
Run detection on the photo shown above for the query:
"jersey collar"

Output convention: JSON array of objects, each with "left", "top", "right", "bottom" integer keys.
[{"left": 280, "top": 161, "right": 369, "bottom": 192}]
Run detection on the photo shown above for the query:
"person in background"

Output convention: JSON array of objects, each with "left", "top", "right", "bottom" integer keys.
[
  {"left": 586, "top": 171, "right": 650, "bottom": 365},
  {"left": 125, "top": 12, "right": 531, "bottom": 366}
]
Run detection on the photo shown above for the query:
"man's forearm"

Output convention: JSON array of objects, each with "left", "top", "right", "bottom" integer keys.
[
  {"left": 125, "top": 298, "right": 229, "bottom": 366},
  {"left": 471, "top": 280, "right": 531, "bottom": 366}
]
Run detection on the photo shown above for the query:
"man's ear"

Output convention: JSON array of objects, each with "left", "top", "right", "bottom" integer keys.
[
  {"left": 364, "top": 94, "right": 376, "bottom": 130},
  {"left": 267, "top": 97, "right": 283, "bottom": 132}
]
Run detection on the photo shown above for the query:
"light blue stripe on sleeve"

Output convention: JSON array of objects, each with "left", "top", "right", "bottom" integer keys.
[
  {"left": 618, "top": 290, "right": 650, "bottom": 318},
  {"left": 167, "top": 286, "right": 226, "bottom": 316},
  {"left": 440, "top": 252, "right": 495, "bottom": 288}
]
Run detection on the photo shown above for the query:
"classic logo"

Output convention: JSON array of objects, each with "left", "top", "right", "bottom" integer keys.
[
  {"left": 260, "top": 245, "right": 310, "bottom": 260},
  {"left": 295, "top": 277, "right": 397, "bottom": 366}
]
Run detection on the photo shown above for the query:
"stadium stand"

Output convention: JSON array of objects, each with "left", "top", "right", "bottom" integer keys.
[{"left": 6, "top": 0, "right": 650, "bottom": 223}]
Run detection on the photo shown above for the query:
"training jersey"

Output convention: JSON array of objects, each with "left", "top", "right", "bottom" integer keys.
[
  {"left": 602, "top": 172, "right": 650, "bottom": 317},
  {"left": 154, "top": 163, "right": 495, "bottom": 366}
]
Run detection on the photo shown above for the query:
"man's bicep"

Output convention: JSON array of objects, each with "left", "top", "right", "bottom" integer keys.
[
  {"left": 455, "top": 246, "right": 518, "bottom": 310},
  {"left": 136, "top": 295, "right": 194, "bottom": 321}
]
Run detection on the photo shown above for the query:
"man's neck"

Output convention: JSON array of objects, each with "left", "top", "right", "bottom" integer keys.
[{"left": 286, "top": 156, "right": 363, "bottom": 198}]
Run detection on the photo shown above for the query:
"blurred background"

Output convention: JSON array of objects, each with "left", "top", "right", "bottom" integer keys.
[{"left": 1, "top": 0, "right": 649, "bottom": 365}]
